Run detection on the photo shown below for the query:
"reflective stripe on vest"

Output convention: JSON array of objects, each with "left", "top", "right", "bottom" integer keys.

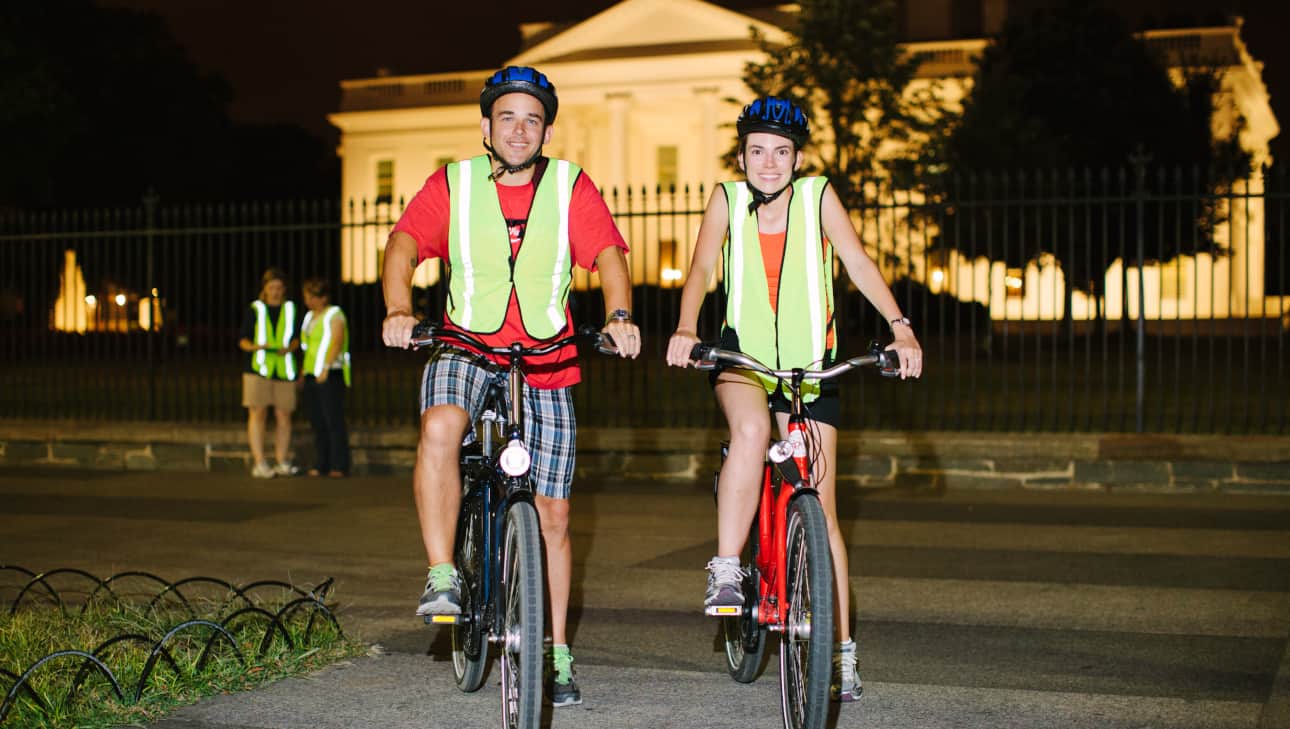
[
  {"left": 301, "top": 305, "right": 351, "bottom": 387},
  {"left": 250, "top": 300, "right": 297, "bottom": 381},
  {"left": 445, "top": 155, "right": 578, "bottom": 338},
  {"left": 721, "top": 177, "right": 833, "bottom": 400}
]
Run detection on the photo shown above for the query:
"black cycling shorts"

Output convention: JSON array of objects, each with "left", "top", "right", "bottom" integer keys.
[{"left": 709, "top": 327, "right": 841, "bottom": 428}]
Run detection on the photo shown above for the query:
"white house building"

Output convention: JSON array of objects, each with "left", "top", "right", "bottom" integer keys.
[{"left": 328, "top": 0, "right": 1284, "bottom": 326}]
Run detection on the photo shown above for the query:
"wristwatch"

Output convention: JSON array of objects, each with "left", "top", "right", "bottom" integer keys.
[
  {"left": 606, "top": 308, "right": 632, "bottom": 324},
  {"left": 889, "top": 316, "right": 913, "bottom": 330}
]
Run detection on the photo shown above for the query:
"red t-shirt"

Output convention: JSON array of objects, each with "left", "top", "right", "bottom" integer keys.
[{"left": 393, "top": 161, "right": 628, "bottom": 389}]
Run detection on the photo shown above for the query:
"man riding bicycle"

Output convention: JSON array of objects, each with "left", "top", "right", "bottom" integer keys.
[
  {"left": 665, "top": 96, "right": 922, "bottom": 703},
  {"left": 381, "top": 65, "right": 641, "bottom": 708}
]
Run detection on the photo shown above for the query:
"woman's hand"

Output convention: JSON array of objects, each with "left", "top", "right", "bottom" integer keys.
[
  {"left": 666, "top": 329, "right": 701, "bottom": 368},
  {"left": 887, "top": 326, "right": 922, "bottom": 380}
]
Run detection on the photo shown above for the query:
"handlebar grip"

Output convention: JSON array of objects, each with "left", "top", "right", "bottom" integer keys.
[
  {"left": 689, "top": 343, "right": 715, "bottom": 362},
  {"left": 877, "top": 349, "right": 901, "bottom": 377},
  {"left": 410, "top": 321, "right": 438, "bottom": 341}
]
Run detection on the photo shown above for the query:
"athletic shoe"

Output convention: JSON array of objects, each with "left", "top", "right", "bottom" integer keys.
[
  {"left": 832, "top": 639, "right": 863, "bottom": 702},
  {"left": 251, "top": 462, "right": 276, "bottom": 479},
  {"left": 548, "top": 645, "right": 582, "bottom": 707},
  {"left": 704, "top": 556, "right": 745, "bottom": 611},
  {"left": 415, "top": 564, "right": 462, "bottom": 616},
  {"left": 274, "top": 460, "right": 300, "bottom": 477}
]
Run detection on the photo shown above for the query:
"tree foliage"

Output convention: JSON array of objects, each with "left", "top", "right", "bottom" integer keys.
[
  {"left": 934, "top": 0, "right": 1251, "bottom": 297},
  {"left": 736, "top": 0, "right": 952, "bottom": 207},
  {"left": 0, "top": 1, "right": 336, "bottom": 209}
]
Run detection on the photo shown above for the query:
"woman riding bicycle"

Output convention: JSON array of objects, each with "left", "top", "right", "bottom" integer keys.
[{"left": 665, "top": 95, "right": 922, "bottom": 703}]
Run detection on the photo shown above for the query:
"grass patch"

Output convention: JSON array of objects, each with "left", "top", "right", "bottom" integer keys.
[{"left": 0, "top": 582, "right": 364, "bottom": 728}]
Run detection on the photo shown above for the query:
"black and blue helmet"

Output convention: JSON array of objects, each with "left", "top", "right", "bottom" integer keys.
[
  {"left": 480, "top": 66, "right": 558, "bottom": 124},
  {"left": 736, "top": 96, "right": 810, "bottom": 148}
]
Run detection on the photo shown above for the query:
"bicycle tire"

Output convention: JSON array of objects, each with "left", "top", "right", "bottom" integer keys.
[
  {"left": 779, "top": 494, "right": 834, "bottom": 729},
  {"left": 451, "top": 483, "right": 487, "bottom": 693},
  {"left": 499, "top": 500, "right": 543, "bottom": 729},
  {"left": 722, "top": 512, "right": 767, "bottom": 683}
]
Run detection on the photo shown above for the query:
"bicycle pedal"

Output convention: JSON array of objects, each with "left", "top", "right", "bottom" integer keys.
[
  {"left": 705, "top": 605, "right": 743, "bottom": 617},
  {"left": 424, "top": 614, "right": 462, "bottom": 625}
]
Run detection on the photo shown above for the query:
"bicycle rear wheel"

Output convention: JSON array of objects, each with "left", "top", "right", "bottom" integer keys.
[
  {"left": 451, "top": 484, "right": 487, "bottom": 693},
  {"left": 722, "top": 512, "right": 766, "bottom": 683},
  {"left": 779, "top": 494, "right": 834, "bottom": 729},
  {"left": 499, "top": 500, "right": 543, "bottom": 729}
]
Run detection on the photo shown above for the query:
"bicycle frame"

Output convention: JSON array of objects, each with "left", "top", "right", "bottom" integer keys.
[{"left": 754, "top": 371, "right": 819, "bottom": 630}]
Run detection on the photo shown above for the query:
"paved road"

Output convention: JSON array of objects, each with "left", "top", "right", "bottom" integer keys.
[{"left": 2, "top": 468, "right": 1288, "bottom": 728}]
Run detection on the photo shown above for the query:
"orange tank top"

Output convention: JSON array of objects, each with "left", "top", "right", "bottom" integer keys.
[{"left": 758, "top": 229, "right": 836, "bottom": 350}]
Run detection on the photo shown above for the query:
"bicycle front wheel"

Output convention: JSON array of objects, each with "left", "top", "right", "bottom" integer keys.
[
  {"left": 779, "top": 494, "right": 834, "bottom": 729},
  {"left": 451, "top": 485, "right": 487, "bottom": 693},
  {"left": 499, "top": 500, "right": 544, "bottom": 729}
]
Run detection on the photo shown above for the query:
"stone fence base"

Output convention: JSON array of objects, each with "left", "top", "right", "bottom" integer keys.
[{"left": 1, "top": 421, "right": 1287, "bottom": 494}]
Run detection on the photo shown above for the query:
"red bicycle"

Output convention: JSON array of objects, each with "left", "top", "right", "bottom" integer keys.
[{"left": 689, "top": 341, "right": 898, "bottom": 729}]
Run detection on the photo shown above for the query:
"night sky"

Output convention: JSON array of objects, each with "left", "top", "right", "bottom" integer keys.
[{"left": 101, "top": 0, "right": 1290, "bottom": 164}]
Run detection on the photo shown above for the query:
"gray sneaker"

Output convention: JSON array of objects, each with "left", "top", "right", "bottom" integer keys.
[
  {"left": 416, "top": 564, "right": 462, "bottom": 616},
  {"left": 832, "top": 640, "right": 863, "bottom": 702},
  {"left": 704, "top": 556, "right": 745, "bottom": 614},
  {"left": 251, "top": 462, "right": 276, "bottom": 479},
  {"left": 274, "top": 460, "right": 300, "bottom": 477}
]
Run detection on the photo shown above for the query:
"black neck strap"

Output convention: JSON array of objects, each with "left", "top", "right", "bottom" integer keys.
[
  {"left": 748, "top": 180, "right": 792, "bottom": 214},
  {"left": 484, "top": 140, "right": 545, "bottom": 181}
]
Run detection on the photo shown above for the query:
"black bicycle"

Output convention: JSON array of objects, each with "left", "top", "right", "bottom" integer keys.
[{"left": 409, "top": 322, "right": 615, "bottom": 729}]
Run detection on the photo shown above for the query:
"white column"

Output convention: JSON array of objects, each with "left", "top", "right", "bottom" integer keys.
[
  {"left": 607, "top": 92, "right": 631, "bottom": 196},
  {"left": 695, "top": 86, "right": 720, "bottom": 192}
]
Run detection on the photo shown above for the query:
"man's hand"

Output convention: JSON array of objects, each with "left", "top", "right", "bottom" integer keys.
[
  {"left": 317, "top": 368, "right": 330, "bottom": 384},
  {"left": 602, "top": 319, "right": 641, "bottom": 359},
  {"left": 382, "top": 311, "right": 419, "bottom": 349}
]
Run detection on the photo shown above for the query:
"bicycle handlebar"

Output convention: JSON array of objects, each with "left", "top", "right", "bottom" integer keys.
[
  {"left": 688, "top": 341, "right": 901, "bottom": 380},
  {"left": 409, "top": 322, "right": 619, "bottom": 358}
]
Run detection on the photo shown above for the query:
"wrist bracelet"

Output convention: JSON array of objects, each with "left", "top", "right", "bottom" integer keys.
[
  {"left": 606, "top": 308, "right": 632, "bottom": 324},
  {"left": 889, "top": 316, "right": 912, "bottom": 330}
]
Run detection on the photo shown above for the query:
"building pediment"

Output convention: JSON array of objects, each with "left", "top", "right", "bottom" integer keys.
[{"left": 508, "top": 0, "right": 789, "bottom": 66}]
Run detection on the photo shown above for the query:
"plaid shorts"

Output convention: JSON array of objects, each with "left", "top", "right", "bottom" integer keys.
[{"left": 420, "top": 347, "right": 577, "bottom": 499}]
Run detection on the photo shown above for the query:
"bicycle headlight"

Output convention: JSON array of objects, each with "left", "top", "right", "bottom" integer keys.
[{"left": 498, "top": 439, "right": 531, "bottom": 477}]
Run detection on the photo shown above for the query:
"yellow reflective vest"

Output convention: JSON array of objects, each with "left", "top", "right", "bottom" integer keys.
[
  {"left": 301, "top": 305, "right": 351, "bottom": 387},
  {"left": 444, "top": 155, "right": 579, "bottom": 338},
  {"left": 249, "top": 300, "right": 298, "bottom": 381},
  {"left": 720, "top": 177, "right": 835, "bottom": 401}
]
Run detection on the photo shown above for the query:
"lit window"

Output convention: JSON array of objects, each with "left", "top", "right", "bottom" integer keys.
[
  {"left": 1005, "top": 268, "right": 1024, "bottom": 298},
  {"left": 376, "top": 159, "right": 394, "bottom": 204},
  {"left": 657, "top": 146, "right": 678, "bottom": 190}
]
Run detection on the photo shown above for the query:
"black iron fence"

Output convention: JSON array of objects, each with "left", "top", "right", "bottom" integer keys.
[{"left": 1, "top": 165, "right": 1286, "bottom": 433}]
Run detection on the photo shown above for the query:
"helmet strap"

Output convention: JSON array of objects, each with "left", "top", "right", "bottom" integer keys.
[
  {"left": 747, "top": 177, "right": 793, "bottom": 214},
  {"left": 483, "top": 139, "right": 545, "bottom": 181}
]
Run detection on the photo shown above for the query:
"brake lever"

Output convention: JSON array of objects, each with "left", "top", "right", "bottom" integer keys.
[{"left": 869, "top": 339, "right": 902, "bottom": 378}]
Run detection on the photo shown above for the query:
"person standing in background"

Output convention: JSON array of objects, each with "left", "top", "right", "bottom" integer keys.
[
  {"left": 238, "top": 267, "right": 301, "bottom": 479},
  {"left": 300, "top": 277, "right": 351, "bottom": 478}
]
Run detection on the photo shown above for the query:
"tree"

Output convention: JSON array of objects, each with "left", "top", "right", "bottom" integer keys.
[
  {"left": 0, "top": 1, "right": 237, "bottom": 207},
  {"left": 737, "top": 0, "right": 952, "bottom": 208},
  {"left": 0, "top": 1, "right": 339, "bottom": 208},
  {"left": 933, "top": 0, "right": 1251, "bottom": 312}
]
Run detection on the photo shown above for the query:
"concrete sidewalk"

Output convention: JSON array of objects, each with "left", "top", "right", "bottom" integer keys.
[{"left": 4, "top": 469, "right": 1288, "bottom": 729}]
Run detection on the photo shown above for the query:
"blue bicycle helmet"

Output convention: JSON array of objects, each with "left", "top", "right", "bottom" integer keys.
[
  {"left": 736, "top": 96, "right": 810, "bottom": 148},
  {"left": 480, "top": 66, "right": 558, "bottom": 124}
]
